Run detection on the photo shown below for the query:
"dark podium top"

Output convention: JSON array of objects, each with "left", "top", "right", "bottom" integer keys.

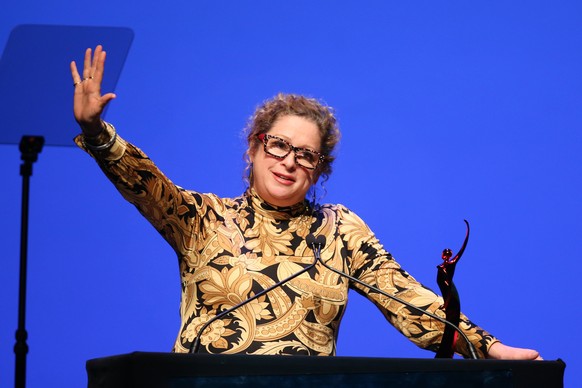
[{"left": 86, "top": 352, "right": 565, "bottom": 388}]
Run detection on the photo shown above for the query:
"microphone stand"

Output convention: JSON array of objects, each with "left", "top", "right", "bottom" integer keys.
[
  {"left": 308, "top": 236, "right": 479, "bottom": 360},
  {"left": 15, "top": 135, "right": 45, "bottom": 388}
]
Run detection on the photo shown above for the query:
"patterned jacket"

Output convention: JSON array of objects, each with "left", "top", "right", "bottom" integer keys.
[{"left": 76, "top": 123, "right": 498, "bottom": 357}]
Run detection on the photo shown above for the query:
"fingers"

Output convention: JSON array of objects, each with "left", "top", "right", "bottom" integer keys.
[
  {"left": 74, "top": 45, "right": 107, "bottom": 88},
  {"left": 90, "top": 45, "right": 101, "bottom": 79},
  {"left": 93, "top": 46, "right": 107, "bottom": 84},
  {"left": 101, "top": 92, "right": 117, "bottom": 106},
  {"left": 82, "top": 47, "right": 92, "bottom": 79},
  {"left": 81, "top": 45, "right": 104, "bottom": 80},
  {"left": 487, "top": 342, "right": 541, "bottom": 360},
  {"left": 70, "top": 60, "right": 82, "bottom": 85}
]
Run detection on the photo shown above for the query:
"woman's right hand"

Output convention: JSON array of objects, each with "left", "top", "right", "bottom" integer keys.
[{"left": 70, "top": 45, "right": 116, "bottom": 136}]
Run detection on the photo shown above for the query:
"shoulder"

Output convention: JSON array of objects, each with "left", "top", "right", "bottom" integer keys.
[
  {"left": 317, "top": 202, "right": 371, "bottom": 230},
  {"left": 176, "top": 189, "right": 246, "bottom": 213},
  {"left": 319, "top": 202, "right": 365, "bottom": 220}
]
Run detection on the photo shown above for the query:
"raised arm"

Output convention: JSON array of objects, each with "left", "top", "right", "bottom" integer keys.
[{"left": 70, "top": 46, "right": 201, "bottom": 259}]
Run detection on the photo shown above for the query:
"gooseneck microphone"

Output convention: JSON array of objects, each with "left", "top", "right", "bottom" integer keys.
[
  {"left": 189, "top": 242, "right": 318, "bottom": 354},
  {"left": 306, "top": 234, "right": 479, "bottom": 360}
]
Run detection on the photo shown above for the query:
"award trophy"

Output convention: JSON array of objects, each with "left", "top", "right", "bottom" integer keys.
[{"left": 435, "top": 220, "right": 470, "bottom": 358}]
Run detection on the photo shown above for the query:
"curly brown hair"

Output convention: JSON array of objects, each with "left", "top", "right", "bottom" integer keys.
[{"left": 243, "top": 93, "right": 341, "bottom": 185}]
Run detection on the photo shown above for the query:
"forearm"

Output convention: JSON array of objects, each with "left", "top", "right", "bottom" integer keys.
[
  {"left": 352, "top": 260, "right": 498, "bottom": 358},
  {"left": 75, "top": 123, "right": 199, "bottom": 254}
]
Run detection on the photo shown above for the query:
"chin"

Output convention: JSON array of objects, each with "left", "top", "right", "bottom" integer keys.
[{"left": 267, "top": 190, "right": 302, "bottom": 207}]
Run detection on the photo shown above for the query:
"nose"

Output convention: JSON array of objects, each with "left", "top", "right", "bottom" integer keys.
[{"left": 280, "top": 151, "right": 297, "bottom": 170}]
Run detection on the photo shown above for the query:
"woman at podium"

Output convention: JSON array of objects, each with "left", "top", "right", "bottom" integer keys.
[{"left": 70, "top": 46, "right": 540, "bottom": 360}]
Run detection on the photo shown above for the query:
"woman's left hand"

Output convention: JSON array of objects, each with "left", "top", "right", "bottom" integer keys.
[{"left": 487, "top": 342, "right": 542, "bottom": 360}]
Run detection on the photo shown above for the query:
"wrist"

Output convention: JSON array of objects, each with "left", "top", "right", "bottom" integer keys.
[
  {"left": 80, "top": 120, "right": 106, "bottom": 138},
  {"left": 81, "top": 121, "right": 117, "bottom": 152}
]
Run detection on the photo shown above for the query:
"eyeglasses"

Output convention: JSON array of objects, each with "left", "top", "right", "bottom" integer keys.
[{"left": 257, "top": 133, "right": 325, "bottom": 170}]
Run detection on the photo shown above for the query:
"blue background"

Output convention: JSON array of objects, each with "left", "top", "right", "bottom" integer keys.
[{"left": 1, "top": 1, "right": 580, "bottom": 386}]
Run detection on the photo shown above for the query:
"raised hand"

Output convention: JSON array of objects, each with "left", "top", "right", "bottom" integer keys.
[{"left": 70, "top": 45, "right": 117, "bottom": 136}]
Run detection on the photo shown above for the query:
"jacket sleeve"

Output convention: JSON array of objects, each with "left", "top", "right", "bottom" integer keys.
[{"left": 74, "top": 124, "right": 203, "bottom": 258}]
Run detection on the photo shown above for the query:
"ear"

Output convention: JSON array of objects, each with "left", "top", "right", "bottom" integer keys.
[
  {"left": 311, "top": 169, "right": 321, "bottom": 185},
  {"left": 249, "top": 139, "right": 261, "bottom": 163}
]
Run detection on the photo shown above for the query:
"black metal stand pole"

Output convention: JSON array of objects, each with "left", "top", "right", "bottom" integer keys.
[{"left": 14, "top": 135, "right": 44, "bottom": 388}]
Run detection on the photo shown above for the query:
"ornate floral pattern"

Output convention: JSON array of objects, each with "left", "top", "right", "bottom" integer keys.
[{"left": 76, "top": 128, "right": 498, "bottom": 358}]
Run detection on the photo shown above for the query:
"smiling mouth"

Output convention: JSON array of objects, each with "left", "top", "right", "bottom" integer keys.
[{"left": 274, "top": 172, "right": 295, "bottom": 182}]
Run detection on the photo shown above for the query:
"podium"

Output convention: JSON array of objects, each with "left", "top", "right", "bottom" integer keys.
[{"left": 86, "top": 352, "right": 565, "bottom": 387}]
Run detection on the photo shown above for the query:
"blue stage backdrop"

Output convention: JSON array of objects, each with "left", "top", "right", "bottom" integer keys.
[{"left": 1, "top": 2, "right": 580, "bottom": 387}]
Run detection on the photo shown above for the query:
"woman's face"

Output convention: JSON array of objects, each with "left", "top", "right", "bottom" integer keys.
[{"left": 250, "top": 115, "right": 321, "bottom": 207}]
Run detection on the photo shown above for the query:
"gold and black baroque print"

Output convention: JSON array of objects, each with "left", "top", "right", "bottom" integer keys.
[
  {"left": 176, "top": 191, "right": 348, "bottom": 355},
  {"left": 75, "top": 131, "right": 499, "bottom": 358}
]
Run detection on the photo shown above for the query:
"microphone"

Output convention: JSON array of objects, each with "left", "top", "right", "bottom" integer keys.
[
  {"left": 188, "top": 238, "right": 318, "bottom": 354},
  {"left": 305, "top": 234, "right": 325, "bottom": 255},
  {"left": 307, "top": 234, "right": 479, "bottom": 360}
]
